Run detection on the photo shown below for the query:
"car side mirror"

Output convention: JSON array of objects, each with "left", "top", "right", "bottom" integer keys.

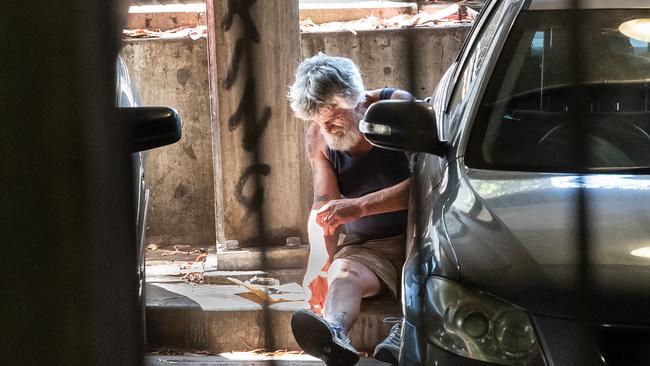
[
  {"left": 118, "top": 107, "right": 182, "bottom": 152},
  {"left": 359, "top": 100, "right": 448, "bottom": 156}
]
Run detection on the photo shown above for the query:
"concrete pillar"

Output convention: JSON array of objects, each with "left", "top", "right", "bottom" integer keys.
[
  {"left": 207, "top": 0, "right": 304, "bottom": 245},
  {"left": 121, "top": 39, "right": 216, "bottom": 248}
]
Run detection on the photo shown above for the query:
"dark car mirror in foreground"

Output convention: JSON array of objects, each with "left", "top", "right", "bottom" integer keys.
[
  {"left": 359, "top": 100, "right": 448, "bottom": 156},
  {"left": 118, "top": 106, "right": 182, "bottom": 152}
]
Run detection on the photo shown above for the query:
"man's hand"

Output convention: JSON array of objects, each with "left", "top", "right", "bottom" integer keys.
[{"left": 315, "top": 198, "right": 364, "bottom": 235}]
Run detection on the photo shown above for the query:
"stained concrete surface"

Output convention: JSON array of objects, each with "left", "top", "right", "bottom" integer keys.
[
  {"left": 145, "top": 244, "right": 309, "bottom": 271},
  {"left": 145, "top": 279, "right": 401, "bottom": 352},
  {"left": 145, "top": 246, "right": 307, "bottom": 286},
  {"left": 122, "top": 38, "right": 216, "bottom": 249},
  {"left": 145, "top": 266, "right": 400, "bottom": 353},
  {"left": 301, "top": 25, "right": 470, "bottom": 99}
]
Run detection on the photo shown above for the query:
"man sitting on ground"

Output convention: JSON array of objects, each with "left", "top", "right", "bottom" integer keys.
[{"left": 288, "top": 53, "right": 413, "bottom": 366}]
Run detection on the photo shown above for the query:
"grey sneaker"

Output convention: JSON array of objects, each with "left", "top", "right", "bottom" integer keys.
[
  {"left": 291, "top": 310, "right": 359, "bottom": 366},
  {"left": 373, "top": 317, "right": 402, "bottom": 366}
]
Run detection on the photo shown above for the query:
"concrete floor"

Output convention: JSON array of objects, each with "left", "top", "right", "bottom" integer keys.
[
  {"left": 145, "top": 255, "right": 401, "bottom": 354},
  {"left": 145, "top": 354, "right": 390, "bottom": 365}
]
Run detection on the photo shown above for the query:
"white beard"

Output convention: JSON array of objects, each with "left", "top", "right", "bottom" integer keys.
[{"left": 323, "top": 127, "right": 363, "bottom": 151}]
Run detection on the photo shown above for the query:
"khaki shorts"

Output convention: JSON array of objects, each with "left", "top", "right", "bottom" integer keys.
[{"left": 333, "top": 233, "right": 406, "bottom": 299}]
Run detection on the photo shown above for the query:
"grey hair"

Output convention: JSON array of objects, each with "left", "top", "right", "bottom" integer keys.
[{"left": 288, "top": 53, "right": 365, "bottom": 121}]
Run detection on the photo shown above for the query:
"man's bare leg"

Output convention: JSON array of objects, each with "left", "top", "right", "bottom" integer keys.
[
  {"left": 324, "top": 258, "right": 382, "bottom": 333},
  {"left": 290, "top": 258, "right": 380, "bottom": 366}
]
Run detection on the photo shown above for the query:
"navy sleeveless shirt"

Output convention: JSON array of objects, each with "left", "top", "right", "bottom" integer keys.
[{"left": 326, "top": 88, "right": 410, "bottom": 240}]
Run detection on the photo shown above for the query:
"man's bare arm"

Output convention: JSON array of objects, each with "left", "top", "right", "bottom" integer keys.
[
  {"left": 357, "top": 178, "right": 410, "bottom": 215},
  {"left": 364, "top": 88, "right": 415, "bottom": 105},
  {"left": 316, "top": 178, "right": 410, "bottom": 235},
  {"left": 306, "top": 122, "right": 340, "bottom": 259}
]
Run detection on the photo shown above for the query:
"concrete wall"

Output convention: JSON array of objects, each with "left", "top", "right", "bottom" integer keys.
[
  {"left": 301, "top": 26, "right": 469, "bottom": 99},
  {"left": 121, "top": 38, "right": 216, "bottom": 248},
  {"left": 121, "top": 25, "right": 469, "bottom": 248}
]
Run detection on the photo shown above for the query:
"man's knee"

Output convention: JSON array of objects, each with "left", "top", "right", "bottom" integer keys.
[
  {"left": 328, "top": 258, "right": 382, "bottom": 298},
  {"left": 328, "top": 259, "right": 376, "bottom": 285}
]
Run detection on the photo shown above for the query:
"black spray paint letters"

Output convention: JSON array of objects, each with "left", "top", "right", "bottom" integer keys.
[
  {"left": 222, "top": 0, "right": 260, "bottom": 42},
  {"left": 228, "top": 79, "right": 272, "bottom": 152},
  {"left": 234, "top": 164, "right": 271, "bottom": 211},
  {"left": 222, "top": 0, "right": 272, "bottom": 211}
]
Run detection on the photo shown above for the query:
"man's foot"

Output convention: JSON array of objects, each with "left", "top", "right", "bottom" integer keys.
[
  {"left": 373, "top": 318, "right": 402, "bottom": 366},
  {"left": 291, "top": 310, "right": 359, "bottom": 366}
]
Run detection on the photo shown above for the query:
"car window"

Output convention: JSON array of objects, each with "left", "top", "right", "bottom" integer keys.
[
  {"left": 466, "top": 10, "right": 650, "bottom": 173},
  {"left": 444, "top": 0, "right": 513, "bottom": 140}
]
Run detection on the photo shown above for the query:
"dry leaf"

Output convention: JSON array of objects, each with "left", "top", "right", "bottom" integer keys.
[{"left": 195, "top": 253, "right": 208, "bottom": 263}]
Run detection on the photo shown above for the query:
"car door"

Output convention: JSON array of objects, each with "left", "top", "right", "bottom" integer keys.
[
  {"left": 401, "top": 1, "right": 527, "bottom": 364},
  {"left": 408, "top": 0, "right": 524, "bottom": 279}
]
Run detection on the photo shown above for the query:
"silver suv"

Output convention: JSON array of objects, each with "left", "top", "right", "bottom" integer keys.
[{"left": 361, "top": 1, "right": 650, "bottom": 365}]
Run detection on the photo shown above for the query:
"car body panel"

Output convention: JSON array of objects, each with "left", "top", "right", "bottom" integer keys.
[
  {"left": 116, "top": 56, "right": 148, "bottom": 299},
  {"left": 399, "top": 0, "right": 650, "bottom": 365},
  {"left": 452, "top": 164, "right": 650, "bottom": 324},
  {"left": 527, "top": 0, "right": 650, "bottom": 10}
]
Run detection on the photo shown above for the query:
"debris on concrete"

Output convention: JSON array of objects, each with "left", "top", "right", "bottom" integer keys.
[
  {"left": 248, "top": 276, "right": 280, "bottom": 287},
  {"left": 181, "top": 271, "right": 204, "bottom": 285},
  {"left": 147, "top": 244, "right": 307, "bottom": 285},
  {"left": 225, "top": 277, "right": 304, "bottom": 305},
  {"left": 157, "top": 244, "right": 208, "bottom": 257},
  {"left": 300, "top": 4, "right": 476, "bottom": 34},
  {"left": 285, "top": 236, "right": 301, "bottom": 248},
  {"left": 147, "top": 251, "right": 218, "bottom": 283},
  {"left": 227, "top": 277, "right": 300, "bottom": 304},
  {"left": 203, "top": 270, "right": 267, "bottom": 285},
  {"left": 123, "top": 24, "right": 207, "bottom": 40},
  {"left": 195, "top": 250, "right": 208, "bottom": 263},
  {"left": 275, "top": 282, "right": 303, "bottom": 294},
  {"left": 147, "top": 243, "right": 159, "bottom": 251},
  {"left": 123, "top": 4, "right": 474, "bottom": 39},
  {"left": 149, "top": 348, "right": 216, "bottom": 356},
  {"left": 245, "top": 349, "right": 304, "bottom": 357},
  {"left": 223, "top": 239, "right": 240, "bottom": 250}
]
